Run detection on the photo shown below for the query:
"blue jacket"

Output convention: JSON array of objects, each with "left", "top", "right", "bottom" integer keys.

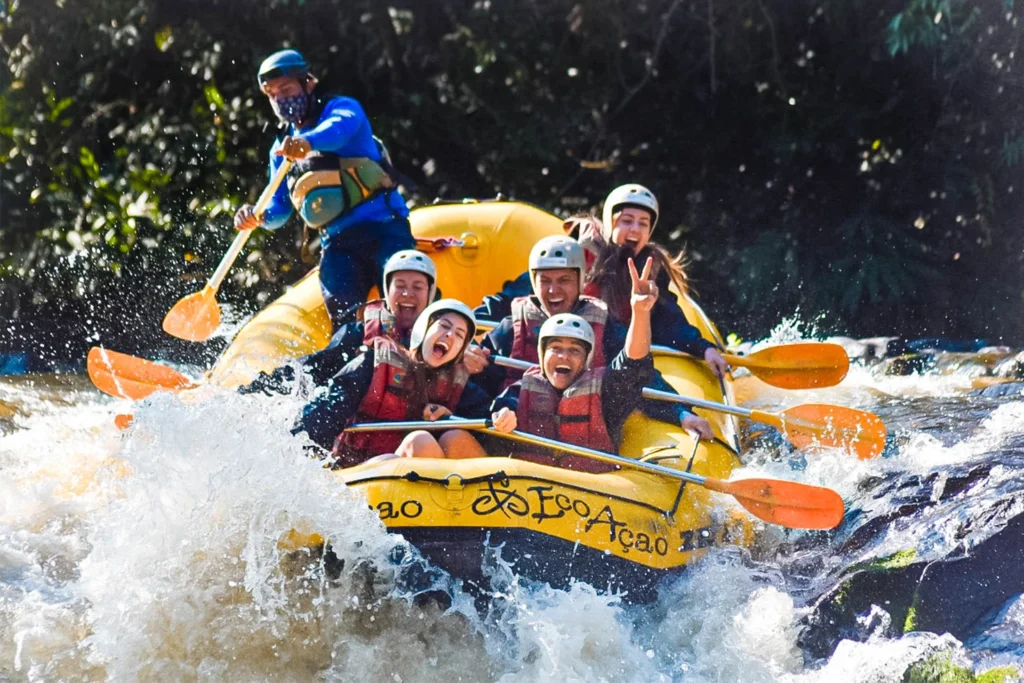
[{"left": 262, "top": 95, "right": 409, "bottom": 239}]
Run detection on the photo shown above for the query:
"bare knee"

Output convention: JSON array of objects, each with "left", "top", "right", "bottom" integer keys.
[
  {"left": 438, "top": 430, "right": 487, "bottom": 459},
  {"left": 395, "top": 430, "right": 444, "bottom": 459}
]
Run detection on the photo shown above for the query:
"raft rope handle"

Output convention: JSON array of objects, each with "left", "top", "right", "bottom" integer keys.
[{"left": 415, "top": 236, "right": 466, "bottom": 252}]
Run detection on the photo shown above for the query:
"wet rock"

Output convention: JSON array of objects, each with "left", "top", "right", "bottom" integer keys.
[
  {"left": 902, "top": 650, "right": 974, "bottom": 683},
  {"left": 908, "top": 339, "right": 991, "bottom": 354},
  {"left": 885, "top": 354, "right": 935, "bottom": 376},
  {"left": 801, "top": 511, "right": 1024, "bottom": 660},
  {"left": 978, "top": 382, "right": 1024, "bottom": 399},
  {"left": 993, "top": 352, "right": 1024, "bottom": 379},
  {"left": 828, "top": 336, "right": 907, "bottom": 363}
]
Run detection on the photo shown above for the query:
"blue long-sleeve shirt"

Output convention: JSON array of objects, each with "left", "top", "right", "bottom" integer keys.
[{"left": 262, "top": 95, "right": 409, "bottom": 239}]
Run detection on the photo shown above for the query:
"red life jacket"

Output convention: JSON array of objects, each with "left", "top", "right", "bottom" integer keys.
[
  {"left": 505, "top": 296, "right": 609, "bottom": 387},
  {"left": 332, "top": 337, "right": 468, "bottom": 467},
  {"left": 513, "top": 366, "right": 618, "bottom": 473},
  {"left": 360, "top": 300, "right": 403, "bottom": 345}
]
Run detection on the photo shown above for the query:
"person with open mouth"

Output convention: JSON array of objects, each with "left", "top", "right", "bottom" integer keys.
[
  {"left": 450, "top": 257, "right": 712, "bottom": 468},
  {"left": 292, "top": 299, "right": 494, "bottom": 465},
  {"left": 470, "top": 235, "right": 713, "bottom": 439},
  {"left": 239, "top": 250, "right": 439, "bottom": 396},
  {"left": 582, "top": 184, "right": 730, "bottom": 379}
]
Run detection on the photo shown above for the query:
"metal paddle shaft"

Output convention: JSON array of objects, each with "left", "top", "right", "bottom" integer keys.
[
  {"left": 346, "top": 419, "right": 489, "bottom": 433},
  {"left": 642, "top": 387, "right": 753, "bottom": 419},
  {"left": 346, "top": 419, "right": 713, "bottom": 484},
  {"left": 495, "top": 357, "right": 749, "bottom": 420},
  {"left": 493, "top": 355, "right": 533, "bottom": 371}
]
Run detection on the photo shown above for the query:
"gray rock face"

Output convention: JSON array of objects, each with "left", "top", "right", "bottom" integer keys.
[{"left": 979, "top": 382, "right": 1024, "bottom": 399}]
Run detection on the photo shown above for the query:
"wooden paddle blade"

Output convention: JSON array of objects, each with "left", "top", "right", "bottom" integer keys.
[
  {"left": 162, "top": 286, "right": 220, "bottom": 341},
  {"left": 780, "top": 404, "right": 887, "bottom": 460},
  {"left": 726, "top": 343, "right": 850, "bottom": 389},
  {"left": 705, "top": 476, "right": 845, "bottom": 530},
  {"left": 87, "top": 348, "right": 194, "bottom": 400}
]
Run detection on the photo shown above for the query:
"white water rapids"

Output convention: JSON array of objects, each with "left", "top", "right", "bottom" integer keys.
[{"left": 1, "top": 340, "right": 1022, "bottom": 680}]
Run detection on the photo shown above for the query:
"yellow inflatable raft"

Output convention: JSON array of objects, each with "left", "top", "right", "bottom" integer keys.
[{"left": 211, "top": 200, "right": 750, "bottom": 598}]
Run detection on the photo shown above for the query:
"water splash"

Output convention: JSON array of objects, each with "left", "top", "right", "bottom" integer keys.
[{"left": 3, "top": 332, "right": 1024, "bottom": 680}]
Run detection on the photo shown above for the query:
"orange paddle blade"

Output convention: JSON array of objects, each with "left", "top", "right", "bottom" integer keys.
[
  {"left": 87, "top": 348, "right": 195, "bottom": 400},
  {"left": 725, "top": 343, "right": 850, "bottom": 389},
  {"left": 162, "top": 285, "right": 220, "bottom": 342},
  {"left": 704, "top": 476, "right": 845, "bottom": 530},
  {"left": 114, "top": 414, "right": 135, "bottom": 430},
  {"left": 778, "top": 404, "right": 887, "bottom": 460}
]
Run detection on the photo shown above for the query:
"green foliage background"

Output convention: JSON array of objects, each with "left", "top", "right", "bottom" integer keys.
[{"left": 2, "top": 0, "right": 1023, "bottom": 365}]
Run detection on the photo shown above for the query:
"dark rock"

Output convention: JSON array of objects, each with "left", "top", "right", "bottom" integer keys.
[{"left": 801, "top": 511, "right": 1024, "bottom": 660}]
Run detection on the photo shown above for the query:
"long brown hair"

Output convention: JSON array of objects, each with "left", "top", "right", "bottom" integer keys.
[
  {"left": 572, "top": 213, "right": 690, "bottom": 321},
  {"left": 401, "top": 311, "right": 471, "bottom": 417}
]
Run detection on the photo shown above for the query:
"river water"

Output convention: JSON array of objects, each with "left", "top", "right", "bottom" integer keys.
[{"left": 2, "top": 331, "right": 1023, "bottom": 681}]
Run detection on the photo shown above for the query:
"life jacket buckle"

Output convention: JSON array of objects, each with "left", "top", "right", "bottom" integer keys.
[{"left": 444, "top": 474, "right": 465, "bottom": 504}]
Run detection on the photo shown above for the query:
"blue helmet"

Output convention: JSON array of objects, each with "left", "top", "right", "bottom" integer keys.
[{"left": 257, "top": 49, "right": 310, "bottom": 86}]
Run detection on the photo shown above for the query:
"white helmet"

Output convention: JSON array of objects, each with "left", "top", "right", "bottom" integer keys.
[
  {"left": 537, "top": 313, "right": 596, "bottom": 370},
  {"left": 409, "top": 298, "right": 478, "bottom": 359},
  {"left": 528, "top": 235, "right": 587, "bottom": 293},
  {"left": 601, "top": 184, "right": 659, "bottom": 240},
  {"left": 383, "top": 249, "right": 438, "bottom": 302}
]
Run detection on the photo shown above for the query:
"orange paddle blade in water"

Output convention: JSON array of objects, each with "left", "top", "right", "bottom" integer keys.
[
  {"left": 704, "top": 476, "right": 845, "bottom": 530},
  {"left": 162, "top": 285, "right": 220, "bottom": 342},
  {"left": 725, "top": 343, "right": 850, "bottom": 389},
  {"left": 759, "top": 403, "right": 888, "bottom": 460},
  {"left": 87, "top": 347, "right": 195, "bottom": 400}
]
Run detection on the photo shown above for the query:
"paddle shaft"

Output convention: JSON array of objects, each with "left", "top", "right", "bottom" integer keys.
[
  {"left": 341, "top": 419, "right": 847, "bottom": 528},
  {"left": 346, "top": 419, "right": 715, "bottom": 488},
  {"left": 642, "top": 387, "right": 753, "bottom": 419},
  {"left": 491, "top": 355, "right": 747, "bottom": 417},
  {"left": 207, "top": 159, "right": 293, "bottom": 293},
  {"left": 495, "top": 357, "right": 877, "bottom": 454},
  {"left": 347, "top": 419, "right": 489, "bottom": 433}
]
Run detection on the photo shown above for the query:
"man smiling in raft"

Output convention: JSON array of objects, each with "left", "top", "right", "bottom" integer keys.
[
  {"left": 470, "top": 235, "right": 713, "bottom": 439},
  {"left": 444, "top": 258, "right": 677, "bottom": 469}
]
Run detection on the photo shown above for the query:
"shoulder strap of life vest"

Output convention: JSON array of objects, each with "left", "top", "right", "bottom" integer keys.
[
  {"left": 360, "top": 300, "right": 399, "bottom": 345},
  {"left": 335, "top": 338, "right": 411, "bottom": 463},
  {"left": 574, "top": 297, "right": 609, "bottom": 368},
  {"left": 506, "top": 296, "right": 547, "bottom": 388}
]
